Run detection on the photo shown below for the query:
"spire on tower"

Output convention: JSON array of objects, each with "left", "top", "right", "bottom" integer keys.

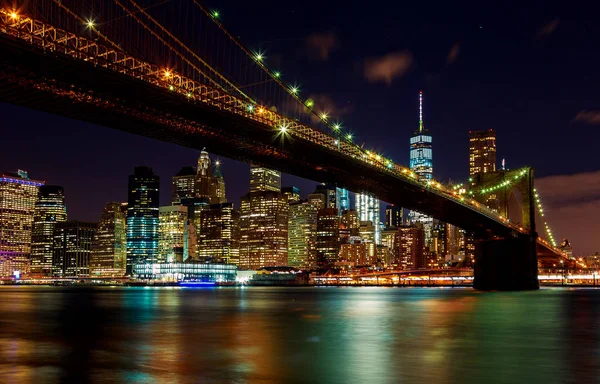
[{"left": 419, "top": 90, "right": 424, "bottom": 133}]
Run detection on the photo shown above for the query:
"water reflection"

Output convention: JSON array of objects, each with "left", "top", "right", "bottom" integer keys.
[{"left": 0, "top": 286, "right": 595, "bottom": 383}]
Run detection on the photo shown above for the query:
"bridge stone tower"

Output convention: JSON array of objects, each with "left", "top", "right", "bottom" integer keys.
[{"left": 470, "top": 168, "right": 538, "bottom": 290}]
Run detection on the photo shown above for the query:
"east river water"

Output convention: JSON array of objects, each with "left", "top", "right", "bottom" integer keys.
[{"left": 0, "top": 286, "right": 598, "bottom": 383}]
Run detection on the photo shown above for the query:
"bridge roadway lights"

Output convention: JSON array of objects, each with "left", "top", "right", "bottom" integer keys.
[{"left": 473, "top": 234, "right": 539, "bottom": 291}]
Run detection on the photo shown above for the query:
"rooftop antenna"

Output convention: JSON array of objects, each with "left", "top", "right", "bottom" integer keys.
[{"left": 419, "top": 90, "right": 424, "bottom": 133}]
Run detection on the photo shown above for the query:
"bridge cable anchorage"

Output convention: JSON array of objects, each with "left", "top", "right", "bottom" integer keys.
[
  {"left": 114, "top": 0, "right": 254, "bottom": 102},
  {"left": 191, "top": 0, "right": 350, "bottom": 139}
]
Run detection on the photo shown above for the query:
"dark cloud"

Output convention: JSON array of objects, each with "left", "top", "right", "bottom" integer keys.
[
  {"left": 363, "top": 51, "right": 413, "bottom": 85},
  {"left": 304, "top": 93, "right": 352, "bottom": 124},
  {"left": 536, "top": 19, "right": 560, "bottom": 39},
  {"left": 574, "top": 110, "right": 600, "bottom": 125},
  {"left": 306, "top": 32, "right": 338, "bottom": 61},
  {"left": 536, "top": 171, "right": 600, "bottom": 256},
  {"left": 447, "top": 42, "right": 460, "bottom": 64}
]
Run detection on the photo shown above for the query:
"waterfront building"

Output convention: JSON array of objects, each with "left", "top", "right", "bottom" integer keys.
[
  {"left": 0, "top": 170, "right": 43, "bottom": 278},
  {"left": 355, "top": 192, "right": 380, "bottom": 244},
  {"left": 134, "top": 262, "right": 237, "bottom": 283},
  {"left": 395, "top": 224, "right": 425, "bottom": 270},
  {"left": 90, "top": 202, "right": 127, "bottom": 277},
  {"left": 198, "top": 203, "right": 240, "bottom": 264},
  {"left": 172, "top": 166, "right": 196, "bottom": 205},
  {"left": 315, "top": 208, "right": 340, "bottom": 267},
  {"left": 126, "top": 166, "right": 160, "bottom": 274},
  {"left": 30, "top": 185, "right": 67, "bottom": 276},
  {"left": 239, "top": 167, "right": 288, "bottom": 269},
  {"left": 158, "top": 205, "right": 189, "bottom": 263},
  {"left": 52, "top": 221, "right": 97, "bottom": 278},
  {"left": 469, "top": 129, "right": 496, "bottom": 176},
  {"left": 288, "top": 200, "right": 318, "bottom": 268}
]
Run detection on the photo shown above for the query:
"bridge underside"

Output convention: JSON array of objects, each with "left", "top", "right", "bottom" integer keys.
[{"left": 0, "top": 33, "right": 518, "bottom": 238}]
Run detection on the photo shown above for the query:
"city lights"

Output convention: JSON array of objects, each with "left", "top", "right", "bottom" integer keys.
[
  {"left": 10, "top": 11, "right": 18, "bottom": 19},
  {"left": 86, "top": 19, "right": 95, "bottom": 29}
]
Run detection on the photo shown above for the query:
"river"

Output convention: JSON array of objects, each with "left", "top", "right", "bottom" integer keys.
[{"left": 0, "top": 286, "right": 597, "bottom": 383}]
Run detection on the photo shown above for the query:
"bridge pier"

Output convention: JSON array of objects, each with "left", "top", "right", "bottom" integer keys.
[{"left": 473, "top": 235, "right": 539, "bottom": 291}]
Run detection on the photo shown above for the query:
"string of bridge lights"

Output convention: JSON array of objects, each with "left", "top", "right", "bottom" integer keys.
[
  {"left": 534, "top": 189, "right": 557, "bottom": 247},
  {"left": 474, "top": 168, "right": 529, "bottom": 196}
]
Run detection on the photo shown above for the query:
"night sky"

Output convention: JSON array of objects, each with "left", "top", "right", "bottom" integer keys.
[{"left": 1, "top": 2, "right": 599, "bottom": 255}]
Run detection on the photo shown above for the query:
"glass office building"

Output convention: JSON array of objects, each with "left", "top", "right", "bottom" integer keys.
[
  {"left": 31, "top": 185, "right": 67, "bottom": 276},
  {"left": 133, "top": 262, "right": 237, "bottom": 283}
]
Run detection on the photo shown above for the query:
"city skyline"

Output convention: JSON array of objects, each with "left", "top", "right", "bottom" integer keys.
[{"left": 1, "top": 2, "right": 598, "bottom": 256}]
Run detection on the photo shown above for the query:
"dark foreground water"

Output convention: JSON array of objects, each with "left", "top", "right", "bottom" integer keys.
[{"left": 0, "top": 287, "right": 598, "bottom": 384}]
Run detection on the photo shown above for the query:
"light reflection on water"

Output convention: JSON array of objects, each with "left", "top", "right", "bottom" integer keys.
[{"left": 0, "top": 286, "right": 598, "bottom": 383}]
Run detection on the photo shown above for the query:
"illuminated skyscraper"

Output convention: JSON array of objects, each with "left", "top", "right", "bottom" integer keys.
[
  {"left": 338, "top": 188, "right": 350, "bottom": 212},
  {"left": 211, "top": 160, "right": 227, "bottom": 204},
  {"left": 315, "top": 208, "right": 340, "bottom": 267},
  {"left": 90, "top": 202, "right": 127, "bottom": 277},
  {"left": 158, "top": 205, "right": 189, "bottom": 263},
  {"left": 355, "top": 192, "right": 380, "bottom": 244},
  {"left": 126, "top": 166, "right": 159, "bottom": 274},
  {"left": 395, "top": 224, "right": 425, "bottom": 270},
  {"left": 198, "top": 203, "right": 240, "bottom": 264},
  {"left": 239, "top": 190, "right": 289, "bottom": 269},
  {"left": 288, "top": 200, "right": 318, "bottom": 268},
  {"left": 469, "top": 129, "right": 497, "bottom": 176},
  {"left": 385, "top": 204, "right": 402, "bottom": 229},
  {"left": 409, "top": 91, "right": 434, "bottom": 242},
  {"left": 52, "top": 221, "right": 97, "bottom": 278},
  {"left": 196, "top": 150, "right": 213, "bottom": 199},
  {"left": 250, "top": 166, "right": 281, "bottom": 192},
  {"left": 31, "top": 185, "right": 67, "bottom": 276},
  {"left": 340, "top": 209, "right": 360, "bottom": 244},
  {"left": 314, "top": 184, "right": 341, "bottom": 211},
  {"left": 172, "top": 166, "right": 196, "bottom": 205},
  {"left": 0, "top": 170, "right": 43, "bottom": 278},
  {"left": 282, "top": 186, "right": 301, "bottom": 203}
]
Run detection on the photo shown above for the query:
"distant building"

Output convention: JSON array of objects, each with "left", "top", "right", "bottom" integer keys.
[
  {"left": 338, "top": 188, "right": 350, "bottom": 213},
  {"left": 315, "top": 208, "right": 340, "bottom": 267},
  {"left": 559, "top": 239, "right": 573, "bottom": 260},
  {"left": 395, "top": 224, "right": 425, "bottom": 270},
  {"left": 340, "top": 209, "right": 360, "bottom": 244},
  {"left": 308, "top": 192, "right": 327, "bottom": 210},
  {"left": 134, "top": 262, "right": 237, "bottom": 283},
  {"left": 288, "top": 200, "right": 318, "bottom": 268},
  {"left": 250, "top": 165, "right": 281, "bottom": 192},
  {"left": 90, "top": 202, "right": 127, "bottom": 277},
  {"left": 239, "top": 167, "right": 288, "bottom": 269},
  {"left": 339, "top": 238, "right": 376, "bottom": 266},
  {"left": 282, "top": 186, "right": 301, "bottom": 203},
  {"left": 198, "top": 203, "right": 240, "bottom": 265},
  {"left": 126, "top": 166, "right": 160, "bottom": 274},
  {"left": 158, "top": 205, "right": 189, "bottom": 263},
  {"left": 211, "top": 160, "right": 227, "bottom": 204},
  {"left": 0, "top": 170, "right": 44, "bottom": 278},
  {"left": 31, "top": 185, "right": 67, "bottom": 276},
  {"left": 469, "top": 129, "right": 496, "bottom": 176},
  {"left": 385, "top": 204, "right": 402, "bottom": 229},
  {"left": 355, "top": 192, "right": 380, "bottom": 244},
  {"left": 196, "top": 150, "right": 213, "bottom": 199},
  {"left": 52, "top": 221, "right": 97, "bottom": 278},
  {"left": 172, "top": 166, "right": 196, "bottom": 205}
]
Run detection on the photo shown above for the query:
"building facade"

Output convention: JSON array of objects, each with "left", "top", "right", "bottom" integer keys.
[
  {"left": 355, "top": 192, "right": 380, "bottom": 244},
  {"left": 385, "top": 204, "right": 402, "bottom": 228},
  {"left": 126, "top": 166, "right": 160, "bottom": 274},
  {"left": 288, "top": 200, "right": 318, "bottom": 268},
  {"left": 395, "top": 224, "right": 425, "bottom": 270},
  {"left": 469, "top": 129, "right": 496, "bottom": 176},
  {"left": 0, "top": 170, "right": 43, "bottom": 278},
  {"left": 315, "top": 208, "right": 340, "bottom": 267},
  {"left": 198, "top": 203, "right": 240, "bottom": 264},
  {"left": 30, "top": 185, "right": 67, "bottom": 276},
  {"left": 172, "top": 166, "right": 196, "bottom": 205},
  {"left": 250, "top": 166, "right": 281, "bottom": 192},
  {"left": 52, "top": 221, "right": 97, "bottom": 278},
  {"left": 158, "top": 205, "right": 189, "bottom": 263},
  {"left": 90, "top": 202, "right": 127, "bottom": 277}
]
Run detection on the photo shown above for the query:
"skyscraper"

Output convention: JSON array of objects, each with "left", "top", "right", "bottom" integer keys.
[
  {"left": 338, "top": 188, "right": 350, "bottom": 212},
  {"left": 315, "top": 208, "right": 340, "bottom": 267},
  {"left": 409, "top": 91, "right": 434, "bottom": 242},
  {"left": 198, "top": 203, "right": 240, "bottom": 264},
  {"left": 31, "top": 185, "right": 67, "bottom": 276},
  {"left": 282, "top": 186, "right": 301, "bottom": 203},
  {"left": 385, "top": 204, "right": 402, "bottom": 228},
  {"left": 90, "top": 202, "right": 127, "bottom": 277},
  {"left": 314, "top": 184, "right": 340, "bottom": 211},
  {"left": 196, "top": 150, "right": 213, "bottom": 199},
  {"left": 239, "top": 167, "right": 288, "bottom": 269},
  {"left": 469, "top": 129, "right": 497, "bottom": 176},
  {"left": 52, "top": 221, "right": 97, "bottom": 278},
  {"left": 211, "top": 160, "right": 227, "bottom": 204},
  {"left": 158, "top": 205, "right": 189, "bottom": 263},
  {"left": 288, "top": 200, "right": 318, "bottom": 268},
  {"left": 172, "top": 166, "right": 196, "bottom": 205},
  {"left": 0, "top": 170, "right": 43, "bottom": 278},
  {"left": 126, "top": 166, "right": 160, "bottom": 274},
  {"left": 355, "top": 192, "right": 380, "bottom": 244},
  {"left": 395, "top": 224, "right": 425, "bottom": 270},
  {"left": 250, "top": 166, "right": 281, "bottom": 192}
]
